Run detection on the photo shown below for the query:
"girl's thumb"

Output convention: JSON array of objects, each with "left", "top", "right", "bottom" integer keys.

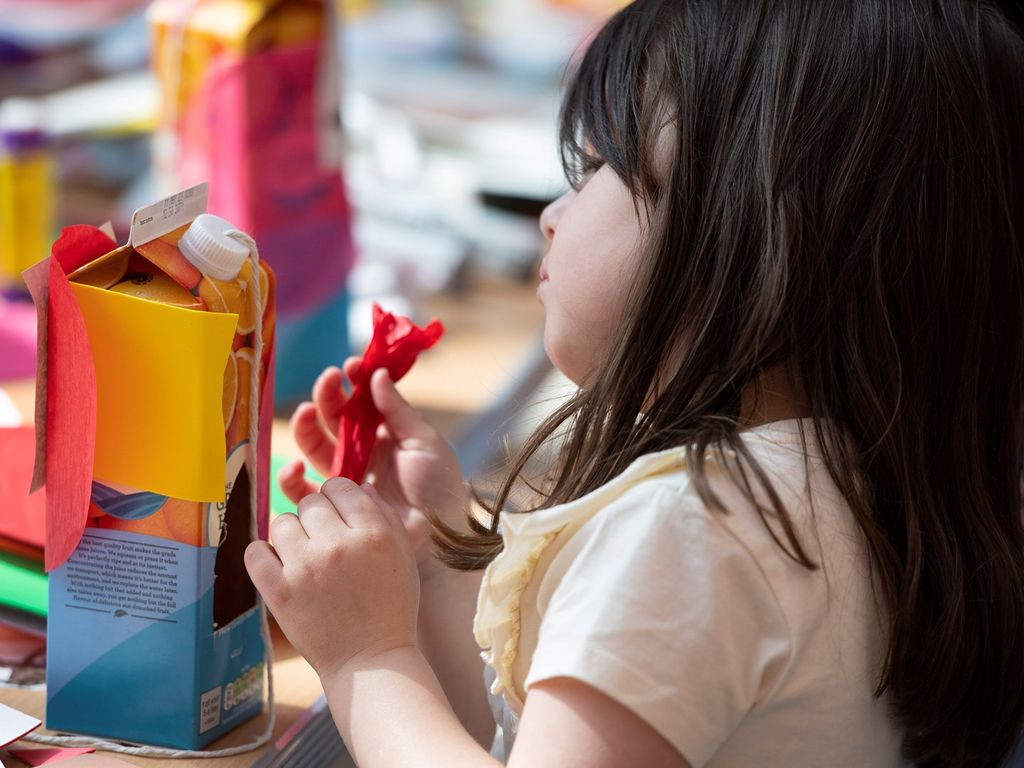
[{"left": 370, "top": 368, "right": 434, "bottom": 443}]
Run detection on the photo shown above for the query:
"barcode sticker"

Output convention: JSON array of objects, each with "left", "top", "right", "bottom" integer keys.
[{"left": 129, "top": 182, "right": 209, "bottom": 248}]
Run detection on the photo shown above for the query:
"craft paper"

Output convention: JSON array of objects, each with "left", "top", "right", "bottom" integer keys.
[
  {"left": 0, "top": 299, "right": 37, "bottom": 383},
  {"left": 8, "top": 748, "right": 94, "bottom": 766},
  {"left": 24, "top": 226, "right": 117, "bottom": 499},
  {"left": 0, "top": 390, "right": 20, "bottom": 427},
  {"left": 0, "top": 624, "right": 45, "bottom": 665},
  {"left": 0, "top": 703, "right": 40, "bottom": 748},
  {"left": 37, "top": 253, "right": 97, "bottom": 572},
  {"left": 0, "top": 426, "right": 45, "bottom": 548},
  {"left": 331, "top": 305, "right": 444, "bottom": 482},
  {"left": 68, "top": 283, "right": 237, "bottom": 503},
  {"left": 26, "top": 757, "right": 134, "bottom": 768},
  {"left": 0, "top": 550, "right": 46, "bottom": 616}
]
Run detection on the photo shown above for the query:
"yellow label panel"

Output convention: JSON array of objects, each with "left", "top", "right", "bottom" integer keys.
[{"left": 70, "top": 283, "right": 238, "bottom": 502}]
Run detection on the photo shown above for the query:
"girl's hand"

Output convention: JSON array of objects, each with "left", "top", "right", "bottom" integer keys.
[
  {"left": 280, "top": 360, "right": 469, "bottom": 579},
  {"left": 245, "top": 478, "right": 420, "bottom": 680}
]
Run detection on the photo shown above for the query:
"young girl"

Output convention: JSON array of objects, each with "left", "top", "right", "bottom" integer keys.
[{"left": 245, "top": 1, "right": 1024, "bottom": 765}]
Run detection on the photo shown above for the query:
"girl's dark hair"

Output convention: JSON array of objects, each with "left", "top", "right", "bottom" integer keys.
[{"left": 435, "top": 1, "right": 1024, "bottom": 764}]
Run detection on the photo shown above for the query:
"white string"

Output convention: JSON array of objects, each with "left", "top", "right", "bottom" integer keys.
[{"left": 25, "top": 236, "right": 275, "bottom": 759}]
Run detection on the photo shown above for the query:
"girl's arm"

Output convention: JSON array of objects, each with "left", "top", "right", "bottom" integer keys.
[
  {"left": 246, "top": 478, "right": 691, "bottom": 768},
  {"left": 417, "top": 566, "right": 494, "bottom": 747},
  {"left": 324, "top": 648, "right": 691, "bottom": 768}
]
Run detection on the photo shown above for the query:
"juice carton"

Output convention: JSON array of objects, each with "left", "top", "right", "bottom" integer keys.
[
  {"left": 149, "top": 0, "right": 355, "bottom": 330},
  {"left": 24, "top": 184, "right": 277, "bottom": 750}
]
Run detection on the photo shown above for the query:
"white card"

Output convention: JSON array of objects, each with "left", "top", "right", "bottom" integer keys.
[
  {"left": 0, "top": 702, "right": 40, "bottom": 748},
  {"left": 128, "top": 182, "right": 208, "bottom": 248}
]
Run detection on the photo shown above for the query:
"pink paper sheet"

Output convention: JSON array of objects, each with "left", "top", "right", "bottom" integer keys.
[{"left": 7, "top": 748, "right": 95, "bottom": 766}]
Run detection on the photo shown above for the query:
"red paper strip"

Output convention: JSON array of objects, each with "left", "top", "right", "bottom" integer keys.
[
  {"left": 8, "top": 748, "right": 95, "bottom": 766},
  {"left": 331, "top": 304, "right": 443, "bottom": 482},
  {"left": 33, "top": 227, "right": 113, "bottom": 572}
]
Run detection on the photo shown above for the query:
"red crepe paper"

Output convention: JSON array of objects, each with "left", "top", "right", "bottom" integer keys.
[
  {"left": 24, "top": 226, "right": 114, "bottom": 572},
  {"left": 331, "top": 304, "right": 443, "bottom": 482}
]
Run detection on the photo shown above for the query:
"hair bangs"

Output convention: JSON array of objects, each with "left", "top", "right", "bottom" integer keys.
[{"left": 558, "top": 2, "right": 670, "bottom": 195}]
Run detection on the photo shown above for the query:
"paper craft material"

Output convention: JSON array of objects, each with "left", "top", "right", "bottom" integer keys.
[
  {"left": 23, "top": 756, "right": 135, "bottom": 768},
  {"left": 0, "top": 702, "right": 40, "bottom": 748},
  {"left": 24, "top": 226, "right": 113, "bottom": 572},
  {"left": 0, "top": 605, "right": 44, "bottom": 639},
  {"left": 0, "top": 623, "right": 44, "bottom": 665},
  {"left": 0, "top": 390, "right": 20, "bottom": 427},
  {"left": 332, "top": 304, "right": 444, "bottom": 482},
  {"left": 0, "top": 551, "right": 46, "bottom": 617},
  {"left": 70, "top": 283, "right": 237, "bottom": 501},
  {"left": 7, "top": 748, "right": 95, "bottom": 766},
  {"left": 32, "top": 189, "right": 276, "bottom": 750},
  {"left": 0, "top": 426, "right": 45, "bottom": 549},
  {"left": 0, "top": 536, "right": 42, "bottom": 562},
  {"left": 0, "top": 300, "right": 37, "bottom": 382}
]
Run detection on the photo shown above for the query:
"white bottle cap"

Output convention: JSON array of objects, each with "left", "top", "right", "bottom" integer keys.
[{"left": 179, "top": 214, "right": 250, "bottom": 281}]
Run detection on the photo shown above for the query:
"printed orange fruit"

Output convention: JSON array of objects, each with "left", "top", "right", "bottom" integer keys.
[
  {"left": 222, "top": 349, "right": 239, "bottom": 430},
  {"left": 225, "top": 347, "right": 256, "bottom": 450}
]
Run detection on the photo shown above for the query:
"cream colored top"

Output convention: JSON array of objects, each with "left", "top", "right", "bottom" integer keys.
[{"left": 474, "top": 420, "right": 907, "bottom": 767}]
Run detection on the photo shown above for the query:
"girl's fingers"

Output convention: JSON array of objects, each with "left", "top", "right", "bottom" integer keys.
[
  {"left": 320, "top": 477, "right": 385, "bottom": 530},
  {"left": 342, "top": 356, "right": 363, "bottom": 382},
  {"left": 312, "top": 367, "right": 347, "bottom": 436},
  {"left": 297, "top": 492, "right": 346, "bottom": 539},
  {"left": 269, "top": 509, "right": 307, "bottom": 558},
  {"left": 279, "top": 459, "right": 321, "bottom": 505},
  {"left": 244, "top": 541, "right": 283, "bottom": 604},
  {"left": 361, "top": 483, "right": 405, "bottom": 531},
  {"left": 290, "top": 403, "right": 336, "bottom": 478},
  {"left": 370, "top": 369, "right": 436, "bottom": 446}
]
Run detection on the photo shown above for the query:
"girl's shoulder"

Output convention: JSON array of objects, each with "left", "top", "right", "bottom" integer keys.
[
  {"left": 495, "top": 417, "right": 838, "bottom": 559},
  {"left": 476, "top": 419, "right": 899, "bottom": 762}
]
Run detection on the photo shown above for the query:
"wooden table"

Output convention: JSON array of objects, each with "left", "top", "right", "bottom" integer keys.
[{"left": 0, "top": 272, "right": 545, "bottom": 767}]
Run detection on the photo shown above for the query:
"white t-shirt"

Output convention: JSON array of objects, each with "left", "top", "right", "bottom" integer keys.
[{"left": 474, "top": 419, "right": 907, "bottom": 767}]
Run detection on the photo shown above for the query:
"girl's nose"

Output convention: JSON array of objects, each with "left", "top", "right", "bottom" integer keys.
[{"left": 539, "top": 190, "right": 573, "bottom": 241}]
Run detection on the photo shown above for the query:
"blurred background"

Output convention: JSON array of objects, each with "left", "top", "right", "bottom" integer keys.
[
  {"left": 0, "top": 0, "right": 628, "bottom": 664},
  {"left": 0, "top": 0, "right": 624, "bottom": 365}
]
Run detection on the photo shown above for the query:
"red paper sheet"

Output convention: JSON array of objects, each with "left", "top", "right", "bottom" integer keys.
[
  {"left": 0, "top": 427, "right": 45, "bottom": 549},
  {"left": 331, "top": 305, "right": 443, "bottom": 482},
  {"left": 25, "top": 227, "right": 115, "bottom": 572}
]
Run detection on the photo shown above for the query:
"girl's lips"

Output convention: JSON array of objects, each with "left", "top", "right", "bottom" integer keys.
[{"left": 538, "top": 261, "right": 550, "bottom": 281}]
